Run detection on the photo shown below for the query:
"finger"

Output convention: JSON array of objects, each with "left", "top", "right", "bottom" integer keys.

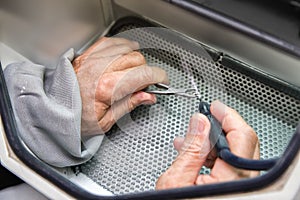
[
  {"left": 81, "top": 37, "right": 108, "bottom": 56},
  {"left": 96, "top": 65, "right": 169, "bottom": 104},
  {"left": 102, "top": 37, "right": 140, "bottom": 50},
  {"left": 210, "top": 100, "right": 258, "bottom": 159},
  {"left": 173, "top": 137, "right": 185, "bottom": 152},
  {"left": 156, "top": 113, "right": 211, "bottom": 190},
  {"left": 111, "top": 65, "right": 169, "bottom": 103},
  {"left": 84, "top": 37, "right": 139, "bottom": 55},
  {"left": 90, "top": 43, "right": 140, "bottom": 58},
  {"left": 97, "top": 91, "right": 156, "bottom": 133},
  {"left": 105, "top": 51, "right": 146, "bottom": 72},
  {"left": 176, "top": 113, "right": 211, "bottom": 160},
  {"left": 92, "top": 52, "right": 147, "bottom": 105},
  {"left": 73, "top": 37, "right": 139, "bottom": 71},
  {"left": 174, "top": 115, "right": 215, "bottom": 166},
  {"left": 196, "top": 174, "right": 219, "bottom": 185},
  {"left": 249, "top": 143, "right": 261, "bottom": 177},
  {"left": 194, "top": 101, "right": 260, "bottom": 184},
  {"left": 210, "top": 100, "right": 249, "bottom": 133}
]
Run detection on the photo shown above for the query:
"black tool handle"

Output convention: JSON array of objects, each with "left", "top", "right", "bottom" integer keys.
[{"left": 198, "top": 101, "right": 229, "bottom": 153}]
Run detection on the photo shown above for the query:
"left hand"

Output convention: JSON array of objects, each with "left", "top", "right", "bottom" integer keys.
[{"left": 73, "top": 37, "right": 169, "bottom": 136}]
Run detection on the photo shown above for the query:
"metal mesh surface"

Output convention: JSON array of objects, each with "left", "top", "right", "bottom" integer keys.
[{"left": 79, "top": 24, "right": 300, "bottom": 195}]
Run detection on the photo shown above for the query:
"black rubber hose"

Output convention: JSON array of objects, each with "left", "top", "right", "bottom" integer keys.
[
  {"left": 219, "top": 149, "right": 278, "bottom": 170},
  {"left": 198, "top": 101, "right": 278, "bottom": 171}
]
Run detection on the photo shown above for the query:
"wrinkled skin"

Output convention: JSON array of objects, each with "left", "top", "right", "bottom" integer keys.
[
  {"left": 156, "top": 100, "right": 260, "bottom": 189},
  {"left": 73, "top": 37, "right": 169, "bottom": 136}
]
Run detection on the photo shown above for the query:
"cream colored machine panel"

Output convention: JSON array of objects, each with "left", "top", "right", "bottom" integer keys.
[{"left": 1, "top": 0, "right": 105, "bottom": 67}]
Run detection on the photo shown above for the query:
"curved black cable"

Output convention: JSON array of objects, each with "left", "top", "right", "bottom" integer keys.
[
  {"left": 219, "top": 149, "right": 278, "bottom": 170},
  {"left": 199, "top": 101, "right": 278, "bottom": 171}
]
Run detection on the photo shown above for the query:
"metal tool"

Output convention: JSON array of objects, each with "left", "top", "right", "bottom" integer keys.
[{"left": 146, "top": 83, "right": 200, "bottom": 98}]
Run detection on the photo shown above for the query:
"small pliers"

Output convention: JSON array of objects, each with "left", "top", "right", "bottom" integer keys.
[{"left": 146, "top": 83, "right": 200, "bottom": 98}]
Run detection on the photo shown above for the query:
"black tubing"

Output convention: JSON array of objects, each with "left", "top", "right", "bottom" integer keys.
[
  {"left": 219, "top": 149, "right": 278, "bottom": 170},
  {"left": 199, "top": 101, "right": 278, "bottom": 171}
]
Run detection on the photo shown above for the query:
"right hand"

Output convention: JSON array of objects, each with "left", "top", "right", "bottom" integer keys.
[{"left": 156, "top": 100, "right": 260, "bottom": 189}]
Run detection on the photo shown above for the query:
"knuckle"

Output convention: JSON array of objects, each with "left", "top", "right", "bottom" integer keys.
[
  {"left": 98, "top": 117, "right": 114, "bottom": 133},
  {"left": 97, "top": 78, "right": 109, "bottom": 93},
  {"left": 240, "top": 125, "right": 259, "bottom": 148},
  {"left": 127, "top": 98, "right": 135, "bottom": 111},
  {"left": 106, "top": 37, "right": 119, "bottom": 46},
  {"left": 96, "top": 76, "right": 113, "bottom": 99},
  {"left": 141, "top": 66, "right": 154, "bottom": 83},
  {"left": 119, "top": 45, "right": 133, "bottom": 54},
  {"left": 246, "top": 126, "right": 258, "bottom": 142},
  {"left": 128, "top": 94, "right": 146, "bottom": 111},
  {"left": 72, "top": 57, "right": 84, "bottom": 71},
  {"left": 158, "top": 69, "right": 169, "bottom": 84},
  {"left": 132, "top": 51, "right": 146, "bottom": 65}
]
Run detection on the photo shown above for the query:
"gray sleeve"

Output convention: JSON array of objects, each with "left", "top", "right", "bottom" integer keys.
[{"left": 4, "top": 49, "right": 103, "bottom": 167}]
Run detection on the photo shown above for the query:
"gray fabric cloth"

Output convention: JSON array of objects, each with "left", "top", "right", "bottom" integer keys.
[{"left": 4, "top": 49, "right": 104, "bottom": 167}]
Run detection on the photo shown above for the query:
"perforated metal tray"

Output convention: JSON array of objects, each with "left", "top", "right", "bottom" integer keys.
[{"left": 79, "top": 17, "right": 300, "bottom": 195}]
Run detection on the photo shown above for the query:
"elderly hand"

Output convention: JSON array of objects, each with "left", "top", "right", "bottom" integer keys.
[
  {"left": 156, "top": 100, "right": 259, "bottom": 189},
  {"left": 73, "top": 37, "right": 169, "bottom": 136}
]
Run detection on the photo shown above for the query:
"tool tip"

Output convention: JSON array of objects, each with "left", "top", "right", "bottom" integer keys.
[{"left": 194, "top": 91, "right": 202, "bottom": 101}]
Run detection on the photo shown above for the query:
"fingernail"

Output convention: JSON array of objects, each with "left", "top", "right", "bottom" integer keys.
[
  {"left": 211, "top": 100, "right": 225, "bottom": 112},
  {"left": 152, "top": 95, "right": 157, "bottom": 103},
  {"left": 211, "top": 100, "right": 226, "bottom": 119},
  {"left": 140, "top": 93, "right": 156, "bottom": 105},
  {"left": 133, "top": 41, "right": 140, "bottom": 49},
  {"left": 189, "top": 114, "right": 205, "bottom": 135},
  {"left": 142, "top": 96, "right": 156, "bottom": 105}
]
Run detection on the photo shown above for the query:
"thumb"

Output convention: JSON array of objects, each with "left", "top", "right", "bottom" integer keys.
[{"left": 156, "top": 113, "right": 211, "bottom": 189}]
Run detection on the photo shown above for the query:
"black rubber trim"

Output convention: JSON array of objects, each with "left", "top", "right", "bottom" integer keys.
[
  {"left": 167, "top": 0, "right": 300, "bottom": 58},
  {"left": 220, "top": 54, "right": 300, "bottom": 100},
  {"left": 1, "top": 16, "right": 300, "bottom": 199},
  {"left": 106, "top": 16, "right": 156, "bottom": 37}
]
